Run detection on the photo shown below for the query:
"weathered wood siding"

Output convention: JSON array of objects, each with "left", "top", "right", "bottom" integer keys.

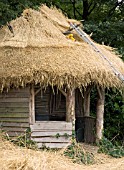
[
  {"left": 30, "top": 121, "right": 72, "bottom": 148},
  {"left": 0, "top": 87, "right": 30, "bottom": 136},
  {"left": 75, "top": 89, "right": 84, "bottom": 117}
]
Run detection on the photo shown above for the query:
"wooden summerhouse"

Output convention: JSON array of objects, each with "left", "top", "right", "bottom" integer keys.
[{"left": 0, "top": 6, "right": 124, "bottom": 148}]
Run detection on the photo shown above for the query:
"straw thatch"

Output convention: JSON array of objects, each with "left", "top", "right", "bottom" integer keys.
[
  {"left": 0, "top": 5, "right": 124, "bottom": 90},
  {"left": 0, "top": 132, "right": 82, "bottom": 170}
]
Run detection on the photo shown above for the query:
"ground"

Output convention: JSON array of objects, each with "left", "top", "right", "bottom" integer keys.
[
  {"left": 0, "top": 135, "right": 124, "bottom": 170},
  {"left": 78, "top": 143, "right": 124, "bottom": 170}
]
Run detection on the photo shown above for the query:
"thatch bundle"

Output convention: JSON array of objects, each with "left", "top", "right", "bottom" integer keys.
[{"left": 0, "top": 5, "right": 124, "bottom": 90}]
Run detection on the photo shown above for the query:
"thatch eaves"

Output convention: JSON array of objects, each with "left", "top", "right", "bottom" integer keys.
[{"left": 0, "top": 5, "right": 124, "bottom": 91}]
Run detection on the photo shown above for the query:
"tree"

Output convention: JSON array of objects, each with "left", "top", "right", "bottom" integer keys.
[
  {"left": 1, "top": 0, "right": 123, "bottom": 57},
  {"left": 0, "top": 0, "right": 41, "bottom": 26}
]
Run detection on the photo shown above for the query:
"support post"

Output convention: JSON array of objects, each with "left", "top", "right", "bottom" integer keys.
[
  {"left": 96, "top": 86, "right": 105, "bottom": 143},
  {"left": 29, "top": 84, "right": 35, "bottom": 125},
  {"left": 83, "top": 85, "right": 92, "bottom": 116},
  {"left": 66, "top": 88, "right": 75, "bottom": 126}
]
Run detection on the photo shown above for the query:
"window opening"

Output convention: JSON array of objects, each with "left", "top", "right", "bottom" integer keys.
[{"left": 35, "top": 86, "right": 66, "bottom": 121}]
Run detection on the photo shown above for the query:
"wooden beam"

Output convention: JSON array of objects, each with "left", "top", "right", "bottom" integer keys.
[
  {"left": 31, "top": 131, "right": 72, "bottom": 137},
  {"left": 30, "top": 121, "right": 72, "bottom": 131},
  {"left": 0, "top": 98, "right": 29, "bottom": 102},
  {"left": 29, "top": 84, "right": 35, "bottom": 125},
  {"left": 58, "top": 88, "right": 67, "bottom": 97},
  {"left": 0, "top": 112, "right": 29, "bottom": 118},
  {"left": 1, "top": 122, "right": 29, "bottom": 127},
  {"left": 66, "top": 88, "right": 75, "bottom": 125},
  {"left": 0, "top": 118, "right": 29, "bottom": 123},
  {"left": 1, "top": 127, "right": 28, "bottom": 132},
  {"left": 0, "top": 107, "right": 29, "bottom": 113},
  {"left": 96, "top": 86, "right": 105, "bottom": 143},
  {"left": 32, "top": 136, "right": 71, "bottom": 143},
  {"left": 34, "top": 88, "right": 42, "bottom": 96},
  {"left": 83, "top": 85, "right": 92, "bottom": 116}
]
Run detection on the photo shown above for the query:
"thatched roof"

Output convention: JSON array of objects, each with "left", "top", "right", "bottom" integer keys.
[{"left": 0, "top": 5, "right": 124, "bottom": 90}]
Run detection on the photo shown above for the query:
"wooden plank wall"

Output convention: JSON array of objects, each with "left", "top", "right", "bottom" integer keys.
[
  {"left": 0, "top": 87, "right": 30, "bottom": 136},
  {"left": 75, "top": 89, "right": 84, "bottom": 117},
  {"left": 30, "top": 121, "right": 72, "bottom": 148}
]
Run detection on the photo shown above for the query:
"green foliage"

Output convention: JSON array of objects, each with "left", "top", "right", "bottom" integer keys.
[
  {"left": 90, "top": 88, "right": 124, "bottom": 146},
  {"left": 55, "top": 133, "right": 70, "bottom": 139},
  {"left": 5, "top": 128, "right": 37, "bottom": 149},
  {"left": 104, "top": 89, "right": 124, "bottom": 145},
  {"left": 64, "top": 140, "right": 95, "bottom": 165},
  {"left": 0, "top": 0, "right": 41, "bottom": 26},
  {"left": 55, "top": 133, "right": 60, "bottom": 138},
  {"left": 84, "top": 20, "right": 124, "bottom": 59},
  {"left": 63, "top": 133, "right": 70, "bottom": 139},
  {"left": 98, "top": 137, "right": 124, "bottom": 158}
]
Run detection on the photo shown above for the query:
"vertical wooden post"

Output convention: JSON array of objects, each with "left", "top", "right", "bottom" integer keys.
[
  {"left": 29, "top": 84, "right": 35, "bottom": 125},
  {"left": 83, "top": 85, "right": 92, "bottom": 117},
  {"left": 96, "top": 86, "right": 105, "bottom": 143},
  {"left": 66, "top": 88, "right": 75, "bottom": 126}
]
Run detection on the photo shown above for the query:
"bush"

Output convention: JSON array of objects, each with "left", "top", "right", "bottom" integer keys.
[
  {"left": 3, "top": 128, "right": 37, "bottom": 149},
  {"left": 64, "top": 140, "right": 95, "bottom": 165},
  {"left": 98, "top": 137, "right": 124, "bottom": 158}
]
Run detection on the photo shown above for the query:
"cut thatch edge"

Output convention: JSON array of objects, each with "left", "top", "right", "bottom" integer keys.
[{"left": 0, "top": 71, "right": 123, "bottom": 93}]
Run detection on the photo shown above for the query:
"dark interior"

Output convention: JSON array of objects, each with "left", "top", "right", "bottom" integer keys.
[{"left": 35, "top": 86, "right": 66, "bottom": 121}]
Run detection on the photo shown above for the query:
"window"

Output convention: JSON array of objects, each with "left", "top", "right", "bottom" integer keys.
[{"left": 34, "top": 86, "right": 66, "bottom": 121}]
